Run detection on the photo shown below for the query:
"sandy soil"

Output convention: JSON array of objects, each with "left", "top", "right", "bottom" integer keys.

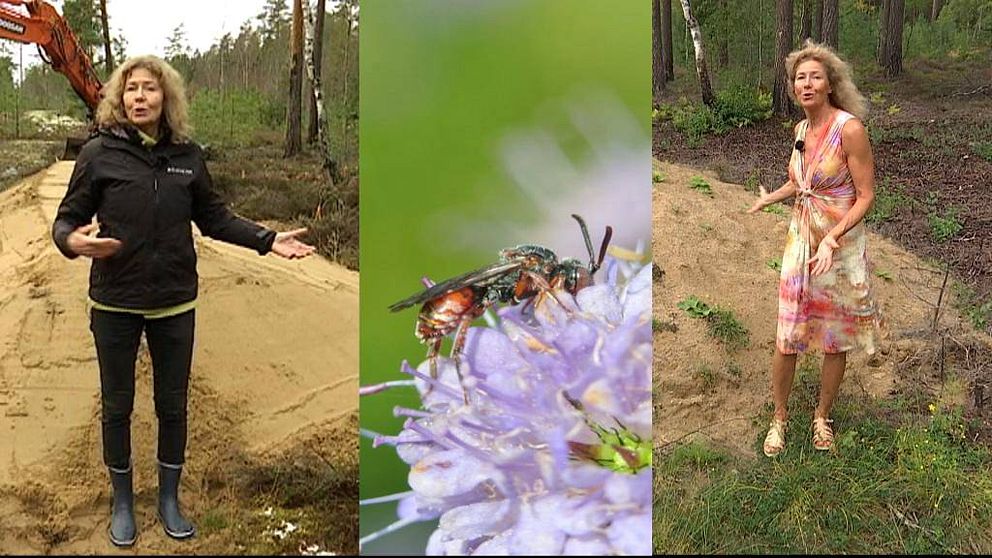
[
  {"left": 0, "top": 162, "right": 358, "bottom": 554},
  {"left": 652, "top": 160, "right": 980, "bottom": 456}
]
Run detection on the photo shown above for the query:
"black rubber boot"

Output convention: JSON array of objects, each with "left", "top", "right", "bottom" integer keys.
[
  {"left": 108, "top": 465, "right": 137, "bottom": 547},
  {"left": 157, "top": 462, "right": 195, "bottom": 539}
]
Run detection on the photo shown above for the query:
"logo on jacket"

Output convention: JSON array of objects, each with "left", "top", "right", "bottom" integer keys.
[{"left": 167, "top": 167, "right": 194, "bottom": 176}]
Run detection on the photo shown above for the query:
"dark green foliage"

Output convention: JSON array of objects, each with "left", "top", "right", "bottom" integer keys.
[{"left": 660, "top": 87, "right": 772, "bottom": 146}]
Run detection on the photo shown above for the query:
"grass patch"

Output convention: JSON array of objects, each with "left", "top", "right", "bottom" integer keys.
[
  {"left": 678, "top": 296, "right": 750, "bottom": 350},
  {"left": 951, "top": 281, "right": 992, "bottom": 333},
  {"left": 696, "top": 364, "right": 717, "bottom": 391},
  {"left": 689, "top": 175, "right": 714, "bottom": 197},
  {"left": 766, "top": 259, "right": 782, "bottom": 272},
  {"left": 653, "top": 317, "right": 678, "bottom": 333},
  {"left": 653, "top": 170, "right": 666, "bottom": 183},
  {"left": 971, "top": 142, "right": 992, "bottom": 162},
  {"left": 875, "top": 269, "right": 894, "bottom": 281},
  {"left": 928, "top": 206, "right": 963, "bottom": 242},
  {"left": 865, "top": 179, "right": 911, "bottom": 226},
  {"left": 762, "top": 204, "right": 788, "bottom": 216},
  {"left": 654, "top": 398, "right": 992, "bottom": 554}
]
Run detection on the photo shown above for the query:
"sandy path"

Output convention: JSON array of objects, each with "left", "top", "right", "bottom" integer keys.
[
  {"left": 652, "top": 161, "right": 974, "bottom": 455},
  {"left": 0, "top": 162, "right": 358, "bottom": 553}
]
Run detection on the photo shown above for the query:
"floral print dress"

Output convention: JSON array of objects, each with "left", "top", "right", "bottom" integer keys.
[{"left": 777, "top": 109, "right": 881, "bottom": 355}]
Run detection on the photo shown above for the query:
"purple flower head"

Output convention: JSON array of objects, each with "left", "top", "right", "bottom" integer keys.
[{"left": 362, "top": 255, "right": 651, "bottom": 555}]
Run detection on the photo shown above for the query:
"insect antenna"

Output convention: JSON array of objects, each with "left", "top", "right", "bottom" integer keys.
[{"left": 571, "top": 214, "right": 612, "bottom": 276}]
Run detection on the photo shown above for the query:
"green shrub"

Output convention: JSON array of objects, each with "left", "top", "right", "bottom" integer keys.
[{"left": 712, "top": 86, "right": 772, "bottom": 130}]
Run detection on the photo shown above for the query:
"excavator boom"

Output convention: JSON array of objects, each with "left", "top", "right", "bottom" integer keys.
[{"left": 0, "top": 0, "right": 103, "bottom": 110}]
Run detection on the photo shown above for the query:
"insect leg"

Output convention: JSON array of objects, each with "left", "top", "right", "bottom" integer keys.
[
  {"left": 522, "top": 270, "right": 571, "bottom": 312},
  {"left": 422, "top": 337, "right": 443, "bottom": 399},
  {"left": 449, "top": 314, "right": 477, "bottom": 405}
]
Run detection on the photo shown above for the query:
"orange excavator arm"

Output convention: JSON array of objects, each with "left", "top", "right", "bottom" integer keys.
[{"left": 0, "top": 0, "right": 103, "bottom": 113}]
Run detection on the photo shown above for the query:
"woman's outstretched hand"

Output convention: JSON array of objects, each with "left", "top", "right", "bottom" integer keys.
[
  {"left": 748, "top": 186, "right": 775, "bottom": 214},
  {"left": 67, "top": 223, "right": 122, "bottom": 258},
  {"left": 808, "top": 235, "right": 839, "bottom": 277},
  {"left": 271, "top": 228, "right": 316, "bottom": 259}
]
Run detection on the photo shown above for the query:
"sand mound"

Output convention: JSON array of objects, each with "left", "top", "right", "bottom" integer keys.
[
  {"left": 0, "top": 162, "right": 358, "bottom": 554},
  {"left": 652, "top": 160, "right": 984, "bottom": 455}
]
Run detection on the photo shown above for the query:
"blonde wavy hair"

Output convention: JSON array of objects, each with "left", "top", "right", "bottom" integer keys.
[
  {"left": 94, "top": 55, "right": 192, "bottom": 143},
  {"left": 785, "top": 40, "right": 867, "bottom": 120}
]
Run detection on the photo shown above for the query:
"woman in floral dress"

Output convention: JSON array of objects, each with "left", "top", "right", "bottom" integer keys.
[{"left": 748, "top": 40, "right": 882, "bottom": 457}]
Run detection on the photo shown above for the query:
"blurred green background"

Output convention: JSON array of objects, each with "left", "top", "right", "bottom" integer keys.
[{"left": 359, "top": 0, "right": 649, "bottom": 553}]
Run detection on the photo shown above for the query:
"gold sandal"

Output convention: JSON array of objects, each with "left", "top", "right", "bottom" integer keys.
[
  {"left": 812, "top": 417, "right": 835, "bottom": 451},
  {"left": 763, "top": 418, "right": 787, "bottom": 457}
]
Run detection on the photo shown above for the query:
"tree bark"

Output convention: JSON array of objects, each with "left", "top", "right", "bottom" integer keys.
[
  {"left": 678, "top": 0, "right": 715, "bottom": 106},
  {"left": 99, "top": 0, "right": 113, "bottom": 74},
  {"left": 285, "top": 0, "right": 304, "bottom": 157},
  {"left": 303, "top": 0, "right": 340, "bottom": 182},
  {"left": 662, "top": 0, "right": 673, "bottom": 80},
  {"left": 653, "top": 0, "right": 665, "bottom": 96},
  {"left": 822, "top": 0, "right": 839, "bottom": 49},
  {"left": 812, "top": 0, "right": 824, "bottom": 41},
  {"left": 799, "top": 0, "right": 813, "bottom": 43},
  {"left": 307, "top": 0, "right": 326, "bottom": 144},
  {"left": 878, "top": 0, "right": 890, "bottom": 66},
  {"left": 716, "top": 0, "right": 729, "bottom": 68},
  {"left": 772, "top": 0, "right": 794, "bottom": 116},
  {"left": 884, "top": 0, "right": 904, "bottom": 77},
  {"left": 931, "top": 0, "right": 943, "bottom": 21}
]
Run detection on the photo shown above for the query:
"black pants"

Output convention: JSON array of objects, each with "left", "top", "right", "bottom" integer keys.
[{"left": 90, "top": 308, "right": 195, "bottom": 469}]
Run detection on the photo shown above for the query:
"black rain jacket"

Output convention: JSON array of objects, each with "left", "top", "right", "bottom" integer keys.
[{"left": 52, "top": 126, "right": 275, "bottom": 309}]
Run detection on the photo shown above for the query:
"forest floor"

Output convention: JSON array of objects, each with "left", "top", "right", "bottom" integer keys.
[
  {"left": 654, "top": 55, "right": 992, "bottom": 328},
  {"left": 209, "top": 140, "right": 359, "bottom": 271},
  {"left": 0, "top": 157, "right": 359, "bottom": 554},
  {"left": 652, "top": 56, "right": 992, "bottom": 553}
]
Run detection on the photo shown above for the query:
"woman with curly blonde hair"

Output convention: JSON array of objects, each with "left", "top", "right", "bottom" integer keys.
[
  {"left": 748, "top": 40, "right": 881, "bottom": 457},
  {"left": 52, "top": 55, "right": 316, "bottom": 546}
]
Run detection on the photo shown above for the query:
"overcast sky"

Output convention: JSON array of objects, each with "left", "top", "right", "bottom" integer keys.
[{"left": 9, "top": 0, "right": 327, "bottom": 77}]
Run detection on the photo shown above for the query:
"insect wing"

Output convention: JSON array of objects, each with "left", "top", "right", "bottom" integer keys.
[{"left": 388, "top": 261, "right": 523, "bottom": 312}]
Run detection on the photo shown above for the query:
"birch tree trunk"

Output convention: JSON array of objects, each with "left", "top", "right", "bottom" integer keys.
[
  {"left": 307, "top": 0, "right": 326, "bottom": 144},
  {"left": 678, "top": 0, "right": 715, "bottom": 106},
  {"left": 303, "top": 0, "right": 341, "bottom": 183},
  {"left": 931, "top": 0, "right": 943, "bottom": 21}
]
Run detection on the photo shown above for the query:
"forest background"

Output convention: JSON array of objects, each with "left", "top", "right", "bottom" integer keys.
[
  {"left": 0, "top": 0, "right": 359, "bottom": 269},
  {"left": 652, "top": 0, "right": 992, "bottom": 553}
]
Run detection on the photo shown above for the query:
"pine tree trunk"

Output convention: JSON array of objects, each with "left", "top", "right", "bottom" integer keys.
[
  {"left": 717, "top": 0, "right": 729, "bottom": 68},
  {"left": 773, "top": 0, "right": 794, "bottom": 116},
  {"left": 878, "top": 0, "right": 891, "bottom": 67},
  {"left": 285, "top": 0, "right": 304, "bottom": 157},
  {"left": 812, "top": 0, "right": 824, "bottom": 41},
  {"left": 653, "top": 0, "right": 665, "bottom": 96},
  {"left": 822, "top": 0, "right": 839, "bottom": 49},
  {"left": 800, "top": 0, "right": 813, "bottom": 42},
  {"left": 662, "top": 0, "right": 674, "bottom": 80},
  {"left": 307, "top": 0, "right": 326, "bottom": 144},
  {"left": 885, "top": 0, "right": 904, "bottom": 77},
  {"left": 678, "top": 0, "right": 715, "bottom": 106},
  {"left": 99, "top": 0, "right": 113, "bottom": 74}
]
